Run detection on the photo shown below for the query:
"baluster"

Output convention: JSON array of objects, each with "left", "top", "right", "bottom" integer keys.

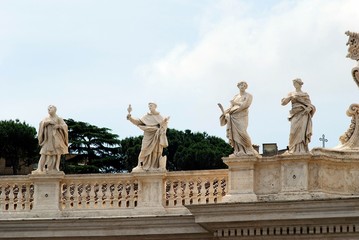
[
  {"left": 79, "top": 183, "right": 85, "bottom": 209},
  {"left": 168, "top": 181, "right": 175, "bottom": 207},
  {"left": 13, "top": 184, "right": 19, "bottom": 211},
  {"left": 8, "top": 185, "right": 15, "bottom": 211},
  {"left": 103, "top": 183, "right": 111, "bottom": 208},
  {"left": 64, "top": 183, "right": 71, "bottom": 209},
  {"left": 127, "top": 181, "right": 135, "bottom": 208},
  {"left": 80, "top": 182, "right": 87, "bottom": 209},
  {"left": 72, "top": 183, "right": 79, "bottom": 209},
  {"left": 119, "top": 183, "right": 126, "bottom": 208},
  {"left": 192, "top": 180, "right": 197, "bottom": 204},
  {"left": 182, "top": 181, "right": 189, "bottom": 205},
  {"left": 0, "top": 185, "right": 3, "bottom": 211},
  {"left": 221, "top": 178, "right": 227, "bottom": 200},
  {"left": 112, "top": 183, "right": 119, "bottom": 208},
  {"left": 84, "top": 183, "right": 90, "bottom": 208},
  {"left": 19, "top": 184, "right": 25, "bottom": 211},
  {"left": 89, "top": 182, "right": 96, "bottom": 208},
  {"left": 70, "top": 183, "right": 76, "bottom": 209},
  {"left": 29, "top": 184, "right": 34, "bottom": 210},
  {"left": 207, "top": 179, "right": 215, "bottom": 203}
]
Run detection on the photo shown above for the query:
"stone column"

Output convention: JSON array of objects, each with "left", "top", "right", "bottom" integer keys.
[
  {"left": 29, "top": 172, "right": 65, "bottom": 215},
  {"left": 132, "top": 171, "right": 166, "bottom": 213},
  {"left": 222, "top": 156, "right": 258, "bottom": 202}
]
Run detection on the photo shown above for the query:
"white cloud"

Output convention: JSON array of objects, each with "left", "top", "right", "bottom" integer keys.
[{"left": 136, "top": 0, "right": 359, "bottom": 149}]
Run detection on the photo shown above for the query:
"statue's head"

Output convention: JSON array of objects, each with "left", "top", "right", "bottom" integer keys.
[
  {"left": 48, "top": 105, "right": 57, "bottom": 115},
  {"left": 148, "top": 102, "right": 157, "bottom": 108},
  {"left": 237, "top": 81, "right": 248, "bottom": 90},
  {"left": 148, "top": 102, "right": 158, "bottom": 113},
  {"left": 292, "top": 78, "right": 303, "bottom": 86}
]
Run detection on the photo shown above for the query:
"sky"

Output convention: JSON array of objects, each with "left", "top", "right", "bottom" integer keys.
[{"left": 1, "top": 0, "right": 359, "bottom": 152}]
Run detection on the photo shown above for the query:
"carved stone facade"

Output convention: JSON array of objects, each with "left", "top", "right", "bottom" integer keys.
[{"left": 1, "top": 154, "right": 359, "bottom": 239}]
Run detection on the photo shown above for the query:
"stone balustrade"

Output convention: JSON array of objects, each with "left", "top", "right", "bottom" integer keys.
[
  {"left": 0, "top": 176, "right": 34, "bottom": 212},
  {"left": 2, "top": 153, "right": 359, "bottom": 219},
  {"left": 0, "top": 169, "right": 228, "bottom": 218},
  {"left": 165, "top": 170, "right": 227, "bottom": 207},
  {"left": 2, "top": 154, "right": 359, "bottom": 239}
]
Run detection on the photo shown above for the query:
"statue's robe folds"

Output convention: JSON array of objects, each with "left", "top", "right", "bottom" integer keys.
[
  {"left": 38, "top": 116, "right": 69, "bottom": 160},
  {"left": 220, "top": 93, "right": 257, "bottom": 156},
  {"left": 287, "top": 92, "right": 316, "bottom": 153},
  {"left": 135, "top": 113, "right": 168, "bottom": 170}
]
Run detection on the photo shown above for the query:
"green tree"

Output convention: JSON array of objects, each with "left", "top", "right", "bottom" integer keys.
[
  {"left": 119, "top": 136, "right": 142, "bottom": 172},
  {"left": 0, "top": 119, "right": 38, "bottom": 175},
  {"left": 167, "top": 129, "right": 230, "bottom": 170},
  {"left": 120, "top": 128, "right": 231, "bottom": 172},
  {"left": 64, "top": 118, "right": 122, "bottom": 174}
]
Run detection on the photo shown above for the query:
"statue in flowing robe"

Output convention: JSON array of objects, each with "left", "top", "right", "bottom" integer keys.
[
  {"left": 33, "top": 105, "right": 68, "bottom": 173},
  {"left": 127, "top": 103, "right": 169, "bottom": 172},
  {"left": 218, "top": 81, "right": 258, "bottom": 157},
  {"left": 281, "top": 79, "right": 316, "bottom": 154}
]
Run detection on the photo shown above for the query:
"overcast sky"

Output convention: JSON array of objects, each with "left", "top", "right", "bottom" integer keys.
[{"left": 1, "top": 0, "right": 359, "bottom": 152}]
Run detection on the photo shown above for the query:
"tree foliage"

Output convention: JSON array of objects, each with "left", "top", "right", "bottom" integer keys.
[
  {"left": 0, "top": 119, "right": 38, "bottom": 175},
  {"left": 64, "top": 119, "right": 122, "bottom": 174},
  {"left": 120, "top": 128, "right": 231, "bottom": 172},
  {"left": 0, "top": 118, "right": 231, "bottom": 175},
  {"left": 166, "top": 129, "right": 231, "bottom": 170}
]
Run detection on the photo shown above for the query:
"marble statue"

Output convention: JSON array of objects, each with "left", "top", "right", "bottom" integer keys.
[
  {"left": 281, "top": 78, "right": 316, "bottom": 154},
  {"left": 311, "top": 31, "right": 359, "bottom": 156},
  {"left": 218, "top": 81, "right": 258, "bottom": 157},
  {"left": 33, "top": 105, "right": 68, "bottom": 174},
  {"left": 333, "top": 31, "right": 359, "bottom": 150},
  {"left": 127, "top": 103, "right": 169, "bottom": 172}
]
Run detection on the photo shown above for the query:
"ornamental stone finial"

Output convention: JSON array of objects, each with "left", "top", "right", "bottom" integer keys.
[
  {"left": 345, "top": 31, "right": 359, "bottom": 61},
  {"left": 345, "top": 31, "right": 359, "bottom": 88}
]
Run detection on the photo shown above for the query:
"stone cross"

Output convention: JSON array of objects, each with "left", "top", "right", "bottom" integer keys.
[{"left": 319, "top": 134, "right": 328, "bottom": 148}]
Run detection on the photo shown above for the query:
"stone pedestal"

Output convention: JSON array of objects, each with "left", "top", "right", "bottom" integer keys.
[
  {"left": 222, "top": 156, "right": 258, "bottom": 202},
  {"left": 29, "top": 172, "right": 65, "bottom": 214},
  {"left": 132, "top": 171, "right": 166, "bottom": 213},
  {"left": 277, "top": 155, "right": 312, "bottom": 200}
]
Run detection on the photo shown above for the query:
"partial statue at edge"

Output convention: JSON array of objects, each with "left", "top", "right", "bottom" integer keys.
[
  {"left": 345, "top": 31, "right": 359, "bottom": 88},
  {"left": 334, "top": 31, "right": 359, "bottom": 151},
  {"left": 281, "top": 78, "right": 316, "bottom": 154},
  {"left": 32, "top": 105, "right": 68, "bottom": 174},
  {"left": 218, "top": 81, "right": 259, "bottom": 157},
  {"left": 127, "top": 103, "right": 169, "bottom": 172},
  {"left": 311, "top": 31, "right": 359, "bottom": 155}
]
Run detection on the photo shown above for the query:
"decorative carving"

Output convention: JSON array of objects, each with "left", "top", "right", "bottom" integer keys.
[
  {"left": 346, "top": 31, "right": 359, "bottom": 61},
  {"left": 328, "top": 31, "right": 359, "bottom": 151},
  {"left": 336, "top": 104, "right": 359, "bottom": 150},
  {"left": 345, "top": 31, "right": 359, "bottom": 87}
]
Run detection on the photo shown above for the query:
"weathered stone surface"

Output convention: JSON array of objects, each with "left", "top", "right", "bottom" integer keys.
[
  {"left": 218, "top": 81, "right": 259, "bottom": 156},
  {"left": 127, "top": 103, "right": 169, "bottom": 172}
]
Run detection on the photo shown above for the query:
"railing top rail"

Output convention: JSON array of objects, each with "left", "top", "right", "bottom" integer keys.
[
  {"left": 165, "top": 169, "right": 228, "bottom": 178},
  {"left": 0, "top": 175, "right": 34, "bottom": 183}
]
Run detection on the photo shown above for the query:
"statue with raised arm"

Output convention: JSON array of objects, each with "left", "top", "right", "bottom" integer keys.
[
  {"left": 281, "top": 78, "right": 316, "bottom": 154},
  {"left": 127, "top": 103, "right": 169, "bottom": 172},
  {"left": 218, "top": 81, "right": 258, "bottom": 157},
  {"left": 32, "top": 105, "right": 68, "bottom": 174}
]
